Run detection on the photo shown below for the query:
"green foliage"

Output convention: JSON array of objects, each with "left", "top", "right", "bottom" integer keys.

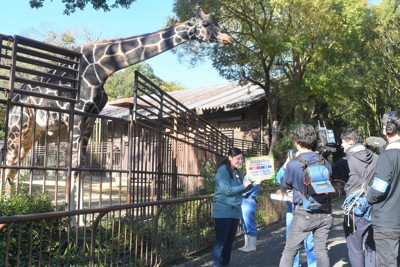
[
  {"left": 0, "top": 191, "right": 63, "bottom": 266},
  {"left": 360, "top": 0, "right": 400, "bottom": 134},
  {"left": 0, "top": 195, "right": 215, "bottom": 266},
  {"left": 259, "top": 178, "right": 279, "bottom": 191},
  {"left": 273, "top": 133, "right": 295, "bottom": 168},
  {"left": 199, "top": 159, "right": 217, "bottom": 195},
  {"left": 104, "top": 63, "right": 186, "bottom": 100},
  {"left": 42, "top": 30, "right": 77, "bottom": 49},
  {"left": 172, "top": 0, "right": 392, "bottom": 155},
  {"left": 29, "top": 0, "right": 138, "bottom": 15},
  {"left": 0, "top": 190, "right": 54, "bottom": 216},
  {"left": 157, "top": 201, "right": 214, "bottom": 260}
]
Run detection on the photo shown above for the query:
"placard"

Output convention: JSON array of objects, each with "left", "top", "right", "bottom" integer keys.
[{"left": 245, "top": 155, "right": 275, "bottom": 180}]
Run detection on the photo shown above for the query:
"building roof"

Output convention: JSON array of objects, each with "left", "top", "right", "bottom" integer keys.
[
  {"left": 166, "top": 82, "right": 265, "bottom": 112},
  {"left": 99, "top": 104, "right": 131, "bottom": 119},
  {"left": 101, "top": 82, "right": 266, "bottom": 116}
]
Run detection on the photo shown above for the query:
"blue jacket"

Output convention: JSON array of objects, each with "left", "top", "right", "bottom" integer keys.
[
  {"left": 276, "top": 166, "right": 285, "bottom": 185},
  {"left": 212, "top": 164, "right": 247, "bottom": 219}
]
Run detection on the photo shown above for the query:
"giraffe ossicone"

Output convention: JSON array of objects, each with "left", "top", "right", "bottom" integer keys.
[{"left": 4, "top": 6, "right": 233, "bottom": 197}]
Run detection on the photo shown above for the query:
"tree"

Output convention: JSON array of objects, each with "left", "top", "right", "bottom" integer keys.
[
  {"left": 29, "top": 0, "right": 137, "bottom": 15},
  {"left": 361, "top": 0, "right": 400, "bottom": 134},
  {"left": 42, "top": 30, "right": 77, "bottom": 49},
  {"left": 104, "top": 62, "right": 186, "bottom": 100},
  {"left": 172, "top": 0, "right": 369, "bottom": 155}
]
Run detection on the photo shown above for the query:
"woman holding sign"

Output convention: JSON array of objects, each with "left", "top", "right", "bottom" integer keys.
[
  {"left": 212, "top": 147, "right": 262, "bottom": 267},
  {"left": 238, "top": 154, "right": 274, "bottom": 253}
]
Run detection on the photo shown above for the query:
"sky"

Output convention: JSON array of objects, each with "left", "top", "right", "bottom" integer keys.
[{"left": 1, "top": 0, "right": 229, "bottom": 89}]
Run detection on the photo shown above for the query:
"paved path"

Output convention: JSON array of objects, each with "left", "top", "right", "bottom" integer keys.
[{"left": 176, "top": 197, "right": 349, "bottom": 267}]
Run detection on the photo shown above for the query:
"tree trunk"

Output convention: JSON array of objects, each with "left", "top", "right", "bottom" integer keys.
[{"left": 269, "top": 120, "right": 280, "bottom": 156}]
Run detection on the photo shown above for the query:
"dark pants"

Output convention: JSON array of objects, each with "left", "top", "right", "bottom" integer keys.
[
  {"left": 213, "top": 218, "right": 240, "bottom": 267},
  {"left": 279, "top": 206, "right": 333, "bottom": 267},
  {"left": 343, "top": 216, "right": 375, "bottom": 267},
  {"left": 373, "top": 225, "right": 400, "bottom": 267}
]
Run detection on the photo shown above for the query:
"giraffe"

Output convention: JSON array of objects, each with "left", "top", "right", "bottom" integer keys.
[{"left": 3, "top": 6, "right": 233, "bottom": 197}]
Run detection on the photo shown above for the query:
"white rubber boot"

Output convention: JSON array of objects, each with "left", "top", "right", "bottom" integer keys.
[
  {"left": 238, "top": 235, "right": 249, "bottom": 251},
  {"left": 241, "top": 235, "right": 256, "bottom": 252}
]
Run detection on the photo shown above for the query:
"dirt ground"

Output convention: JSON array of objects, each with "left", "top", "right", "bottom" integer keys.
[{"left": 175, "top": 197, "right": 349, "bottom": 267}]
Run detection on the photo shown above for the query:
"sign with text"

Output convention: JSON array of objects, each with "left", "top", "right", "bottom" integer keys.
[{"left": 245, "top": 155, "right": 275, "bottom": 180}]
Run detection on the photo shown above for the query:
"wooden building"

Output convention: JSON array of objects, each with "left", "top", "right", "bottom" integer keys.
[{"left": 104, "top": 82, "right": 268, "bottom": 145}]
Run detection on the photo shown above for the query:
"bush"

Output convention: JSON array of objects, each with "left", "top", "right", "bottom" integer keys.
[
  {"left": 0, "top": 190, "right": 61, "bottom": 266},
  {"left": 0, "top": 190, "right": 54, "bottom": 216},
  {"left": 199, "top": 159, "right": 217, "bottom": 195}
]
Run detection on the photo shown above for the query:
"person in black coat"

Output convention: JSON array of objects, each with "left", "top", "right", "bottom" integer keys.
[
  {"left": 367, "top": 111, "right": 400, "bottom": 266},
  {"left": 340, "top": 128, "right": 377, "bottom": 267}
]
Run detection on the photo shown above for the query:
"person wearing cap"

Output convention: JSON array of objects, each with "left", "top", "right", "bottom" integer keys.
[{"left": 367, "top": 111, "right": 400, "bottom": 266}]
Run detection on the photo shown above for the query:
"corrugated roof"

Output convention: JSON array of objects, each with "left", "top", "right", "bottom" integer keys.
[
  {"left": 102, "top": 82, "right": 266, "bottom": 117},
  {"left": 159, "top": 82, "right": 265, "bottom": 112},
  {"left": 100, "top": 104, "right": 130, "bottom": 119}
]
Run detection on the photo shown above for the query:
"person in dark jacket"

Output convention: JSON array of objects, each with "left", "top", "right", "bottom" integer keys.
[
  {"left": 276, "top": 151, "right": 316, "bottom": 267},
  {"left": 279, "top": 124, "right": 333, "bottom": 267},
  {"left": 212, "top": 147, "right": 262, "bottom": 267},
  {"left": 367, "top": 111, "right": 400, "bottom": 266},
  {"left": 332, "top": 157, "right": 350, "bottom": 183},
  {"left": 341, "top": 128, "right": 377, "bottom": 267}
]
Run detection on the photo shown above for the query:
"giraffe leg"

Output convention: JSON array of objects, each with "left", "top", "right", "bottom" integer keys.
[
  {"left": 70, "top": 116, "right": 95, "bottom": 213},
  {"left": 69, "top": 115, "right": 94, "bottom": 226},
  {"left": 4, "top": 133, "right": 20, "bottom": 197},
  {"left": 3, "top": 104, "right": 37, "bottom": 197}
]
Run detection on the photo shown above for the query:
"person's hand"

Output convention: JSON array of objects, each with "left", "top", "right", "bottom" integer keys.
[
  {"left": 252, "top": 177, "right": 263, "bottom": 185},
  {"left": 243, "top": 179, "right": 252, "bottom": 187}
]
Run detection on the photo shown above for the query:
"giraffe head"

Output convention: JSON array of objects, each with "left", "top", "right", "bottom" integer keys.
[{"left": 186, "top": 6, "right": 233, "bottom": 45}]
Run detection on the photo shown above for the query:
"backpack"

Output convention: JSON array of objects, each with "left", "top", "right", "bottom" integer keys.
[
  {"left": 341, "top": 148, "right": 378, "bottom": 222},
  {"left": 341, "top": 187, "right": 371, "bottom": 221},
  {"left": 296, "top": 154, "right": 335, "bottom": 212}
]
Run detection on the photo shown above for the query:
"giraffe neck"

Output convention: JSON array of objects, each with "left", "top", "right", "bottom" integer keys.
[{"left": 76, "top": 22, "right": 193, "bottom": 86}]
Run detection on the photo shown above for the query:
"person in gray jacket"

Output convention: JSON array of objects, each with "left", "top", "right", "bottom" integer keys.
[
  {"left": 212, "top": 147, "right": 261, "bottom": 267},
  {"left": 341, "top": 128, "right": 377, "bottom": 267},
  {"left": 367, "top": 111, "right": 400, "bottom": 266}
]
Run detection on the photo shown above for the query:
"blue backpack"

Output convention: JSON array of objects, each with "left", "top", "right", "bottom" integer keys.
[
  {"left": 340, "top": 149, "right": 377, "bottom": 222},
  {"left": 341, "top": 187, "right": 371, "bottom": 221},
  {"left": 297, "top": 154, "right": 335, "bottom": 212}
]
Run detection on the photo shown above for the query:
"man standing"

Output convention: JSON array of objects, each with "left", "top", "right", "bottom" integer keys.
[
  {"left": 276, "top": 149, "right": 316, "bottom": 267},
  {"left": 341, "top": 128, "right": 377, "bottom": 267},
  {"left": 367, "top": 111, "right": 400, "bottom": 266},
  {"left": 279, "top": 124, "right": 333, "bottom": 267}
]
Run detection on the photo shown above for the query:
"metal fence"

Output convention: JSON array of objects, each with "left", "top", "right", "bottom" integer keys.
[
  {"left": 0, "top": 192, "right": 286, "bottom": 266},
  {"left": 0, "top": 34, "right": 281, "bottom": 266},
  {"left": 0, "top": 34, "right": 234, "bottom": 206}
]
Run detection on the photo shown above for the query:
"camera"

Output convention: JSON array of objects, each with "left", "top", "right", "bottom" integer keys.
[{"left": 315, "top": 121, "right": 337, "bottom": 154}]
